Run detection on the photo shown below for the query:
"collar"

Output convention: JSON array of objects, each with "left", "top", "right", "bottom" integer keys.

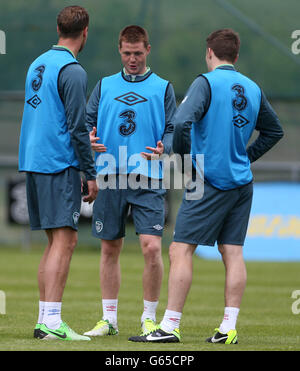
[
  {"left": 122, "top": 66, "right": 151, "bottom": 82},
  {"left": 215, "top": 63, "right": 235, "bottom": 71},
  {"left": 52, "top": 45, "right": 76, "bottom": 59}
]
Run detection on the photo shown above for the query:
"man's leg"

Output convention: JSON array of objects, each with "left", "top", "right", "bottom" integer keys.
[
  {"left": 38, "top": 230, "right": 53, "bottom": 301},
  {"left": 100, "top": 238, "right": 123, "bottom": 300},
  {"left": 100, "top": 238, "right": 123, "bottom": 327},
  {"left": 38, "top": 227, "right": 77, "bottom": 303},
  {"left": 36, "top": 230, "right": 53, "bottom": 326},
  {"left": 128, "top": 241, "right": 195, "bottom": 342},
  {"left": 160, "top": 242, "right": 196, "bottom": 332},
  {"left": 31, "top": 168, "right": 90, "bottom": 340},
  {"left": 140, "top": 234, "right": 163, "bottom": 302},
  {"left": 39, "top": 227, "right": 77, "bottom": 331},
  {"left": 205, "top": 244, "right": 245, "bottom": 344},
  {"left": 36, "top": 227, "right": 90, "bottom": 340},
  {"left": 217, "top": 243, "right": 246, "bottom": 333},
  {"left": 43, "top": 227, "right": 78, "bottom": 302},
  {"left": 84, "top": 238, "right": 122, "bottom": 336},
  {"left": 139, "top": 234, "right": 164, "bottom": 326}
]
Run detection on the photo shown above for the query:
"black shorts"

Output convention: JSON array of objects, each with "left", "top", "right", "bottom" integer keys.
[
  {"left": 173, "top": 181, "right": 253, "bottom": 246},
  {"left": 26, "top": 167, "right": 81, "bottom": 231}
]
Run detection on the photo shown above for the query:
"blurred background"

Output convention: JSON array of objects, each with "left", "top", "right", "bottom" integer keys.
[{"left": 0, "top": 0, "right": 299, "bottom": 260}]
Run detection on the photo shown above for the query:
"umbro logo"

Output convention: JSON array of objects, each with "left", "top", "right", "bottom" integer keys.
[
  {"left": 153, "top": 224, "right": 163, "bottom": 231},
  {"left": 27, "top": 94, "right": 41, "bottom": 109},
  {"left": 233, "top": 114, "right": 249, "bottom": 128},
  {"left": 106, "top": 305, "right": 116, "bottom": 312},
  {"left": 115, "top": 92, "right": 147, "bottom": 106}
]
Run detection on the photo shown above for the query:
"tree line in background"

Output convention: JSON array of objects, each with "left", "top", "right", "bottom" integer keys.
[{"left": 0, "top": 0, "right": 300, "bottom": 99}]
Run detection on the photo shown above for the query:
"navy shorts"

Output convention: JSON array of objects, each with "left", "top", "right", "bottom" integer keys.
[
  {"left": 26, "top": 167, "right": 82, "bottom": 231},
  {"left": 174, "top": 181, "right": 253, "bottom": 246},
  {"left": 92, "top": 175, "right": 166, "bottom": 240}
]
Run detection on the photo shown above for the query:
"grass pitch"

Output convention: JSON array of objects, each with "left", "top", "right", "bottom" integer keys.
[{"left": 0, "top": 242, "right": 300, "bottom": 352}]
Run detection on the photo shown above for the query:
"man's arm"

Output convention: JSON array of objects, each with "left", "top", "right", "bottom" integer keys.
[
  {"left": 58, "top": 63, "right": 97, "bottom": 183},
  {"left": 86, "top": 80, "right": 101, "bottom": 132},
  {"left": 161, "top": 82, "right": 176, "bottom": 154},
  {"left": 172, "top": 75, "right": 210, "bottom": 155},
  {"left": 141, "top": 82, "right": 176, "bottom": 160},
  {"left": 85, "top": 80, "right": 107, "bottom": 153},
  {"left": 247, "top": 91, "right": 284, "bottom": 163}
]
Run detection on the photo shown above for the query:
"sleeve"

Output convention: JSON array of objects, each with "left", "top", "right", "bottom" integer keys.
[
  {"left": 86, "top": 80, "right": 101, "bottom": 132},
  {"left": 246, "top": 90, "right": 284, "bottom": 163},
  {"left": 172, "top": 75, "right": 210, "bottom": 155},
  {"left": 161, "top": 82, "right": 176, "bottom": 154},
  {"left": 58, "top": 63, "right": 96, "bottom": 180}
]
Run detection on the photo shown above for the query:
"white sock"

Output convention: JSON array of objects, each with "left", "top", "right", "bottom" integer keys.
[
  {"left": 43, "top": 302, "right": 62, "bottom": 330},
  {"left": 102, "top": 299, "right": 118, "bottom": 326},
  {"left": 160, "top": 309, "right": 182, "bottom": 333},
  {"left": 141, "top": 300, "right": 158, "bottom": 323},
  {"left": 37, "top": 300, "right": 45, "bottom": 324},
  {"left": 219, "top": 307, "right": 240, "bottom": 334}
]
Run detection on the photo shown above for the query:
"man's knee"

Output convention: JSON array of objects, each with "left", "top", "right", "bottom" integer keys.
[
  {"left": 169, "top": 242, "right": 195, "bottom": 264},
  {"left": 101, "top": 239, "right": 122, "bottom": 261},
  {"left": 169, "top": 242, "right": 179, "bottom": 263},
  {"left": 51, "top": 227, "right": 78, "bottom": 253},
  {"left": 218, "top": 243, "right": 243, "bottom": 260},
  {"left": 69, "top": 232, "right": 78, "bottom": 250},
  {"left": 141, "top": 237, "right": 162, "bottom": 262}
]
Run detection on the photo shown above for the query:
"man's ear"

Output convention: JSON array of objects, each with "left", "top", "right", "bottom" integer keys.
[
  {"left": 206, "top": 47, "right": 213, "bottom": 59},
  {"left": 146, "top": 44, "right": 151, "bottom": 56}
]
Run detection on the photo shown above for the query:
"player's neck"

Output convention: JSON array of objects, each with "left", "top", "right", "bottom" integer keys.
[
  {"left": 209, "top": 59, "right": 234, "bottom": 72},
  {"left": 123, "top": 66, "right": 150, "bottom": 77},
  {"left": 214, "top": 62, "right": 234, "bottom": 69},
  {"left": 57, "top": 38, "right": 82, "bottom": 58}
]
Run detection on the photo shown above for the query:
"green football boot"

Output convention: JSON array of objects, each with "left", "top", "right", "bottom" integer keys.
[
  {"left": 33, "top": 323, "right": 43, "bottom": 338},
  {"left": 38, "top": 321, "right": 91, "bottom": 341},
  {"left": 83, "top": 319, "right": 118, "bottom": 336},
  {"left": 141, "top": 318, "right": 157, "bottom": 335},
  {"left": 206, "top": 328, "right": 238, "bottom": 344}
]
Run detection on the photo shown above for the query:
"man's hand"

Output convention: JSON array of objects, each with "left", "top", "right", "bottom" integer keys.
[
  {"left": 83, "top": 179, "right": 98, "bottom": 203},
  {"left": 141, "top": 140, "right": 164, "bottom": 160},
  {"left": 89, "top": 126, "right": 107, "bottom": 153}
]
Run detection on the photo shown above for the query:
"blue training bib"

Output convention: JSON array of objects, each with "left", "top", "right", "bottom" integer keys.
[
  {"left": 95, "top": 72, "right": 168, "bottom": 179},
  {"left": 19, "top": 48, "right": 80, "bottom": 173},
  {"left": 192, "top": 68, "right": 261, "bottom": 190}
]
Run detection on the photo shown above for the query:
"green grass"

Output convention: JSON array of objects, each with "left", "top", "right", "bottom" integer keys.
[{"left": 0, "top": 243, "right": 300, "bottom": 351}]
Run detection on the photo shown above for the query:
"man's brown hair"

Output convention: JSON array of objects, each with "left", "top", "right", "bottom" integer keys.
[
  {"left": 206, "top": 28, "right": 240, "bottom": 63},
  {"left": 57, "top": 6, "right": 89, "bottom": 39},
  {"left": 119, "top": 25, "right": 149, "bottom": 48}
]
